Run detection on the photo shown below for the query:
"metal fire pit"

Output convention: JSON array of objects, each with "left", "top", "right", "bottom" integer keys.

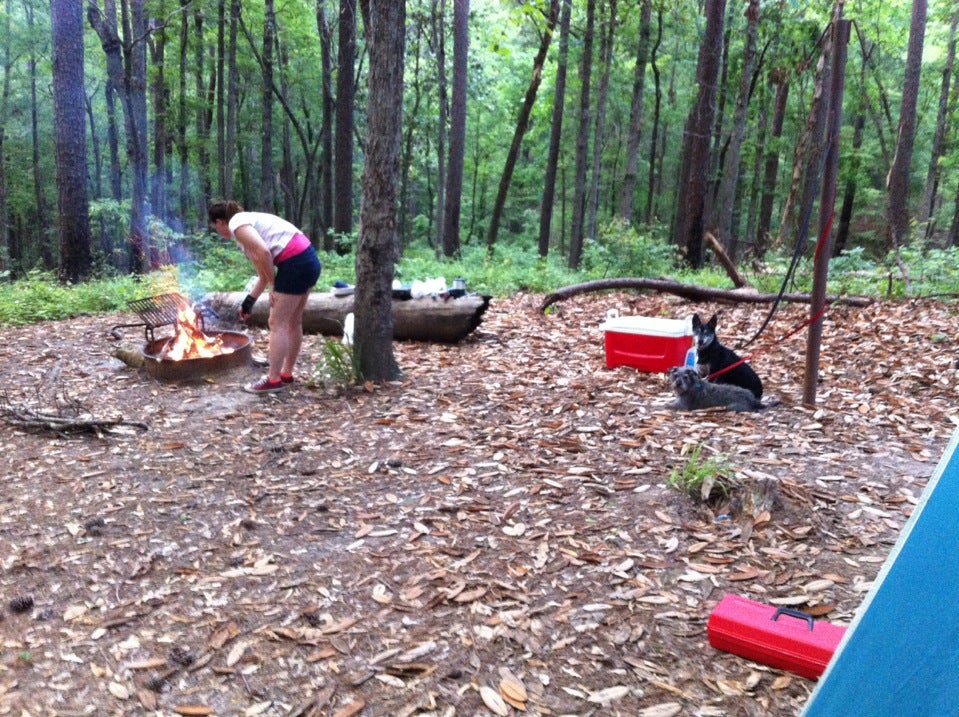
[
  {"left": 141, "top": 330, "right": 253, "bottom": 381},
  {"left": 111, "top": 292, "right": 204, "bottom": 343}
]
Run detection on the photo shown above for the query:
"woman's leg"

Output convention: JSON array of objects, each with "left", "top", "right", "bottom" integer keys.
[{"left": 268, "top": 292, "right": 310, "bottom": 379}]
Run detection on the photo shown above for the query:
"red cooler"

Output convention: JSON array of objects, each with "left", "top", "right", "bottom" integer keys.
[{"left": 601, "top": 313, "right": 693, "bottom": 373}]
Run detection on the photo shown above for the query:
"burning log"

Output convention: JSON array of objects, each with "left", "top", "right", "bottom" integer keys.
[{"left": 203, "top": 291, "right": 492, "bottom": 344}]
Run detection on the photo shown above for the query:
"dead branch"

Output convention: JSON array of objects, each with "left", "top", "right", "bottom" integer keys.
[
  {"left": 705, "top": 231, "right": 750, "bottom": 288},
  {"left": 539, "top": 277, "right": 873, "bottom": 312},
  {"left": 0, "top": 403, "right": 148, "bottom": 435}
]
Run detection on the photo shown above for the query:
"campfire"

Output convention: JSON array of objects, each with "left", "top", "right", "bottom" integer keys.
[
  {"left": 158, "top": 304, "right": 235, "bottom": 361},
  {"left": 110, "top": 292, "right": 254, "bottom": 380}
]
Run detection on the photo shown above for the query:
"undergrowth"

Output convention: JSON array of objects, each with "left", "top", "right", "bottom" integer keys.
[{"left": 3, "top": 226, "right": 959, "bottom": 328}]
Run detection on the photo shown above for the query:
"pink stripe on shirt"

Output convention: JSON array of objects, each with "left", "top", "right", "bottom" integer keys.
[{"left": 274, "top": 233, "right": 311, "bottom": 264}]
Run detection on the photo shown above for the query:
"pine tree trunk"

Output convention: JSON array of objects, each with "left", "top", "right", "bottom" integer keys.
[
  {"left": 672, "top": 0, "right": 726, "bottom": 269},
  {"left": 354, "top": 0, "right": 405, "bottom": 381},
  {"left": 710, "top": 0, "right": 760, "bottom": 258},
  {"left": 586, "top": 0, "right": 616, "bottom": 245},
  {"left": 0, "top": 3, "right": 9, "bottom": 274},
  {"left": 150, "top": 4, "right": 168, "bottom": 227},
  {"left": 442, "top": 0, "right": 469, "bottom": 258},
  {"left": 260, "top": 0, "right": 276, "bottom": 211},
  {"left": 755, "top": 68, "right": 788, "bottom": 259},
  {"left": 26, "top": 2, "right": 53, "bottom": 270},
  {"left": 620, "top": 0, "right": 652, "bottom": 223},
  {"left": 484, "top": 0, "right": 559, "bottom": 251},
  {"left": 567, "top": 0, "right": 595, "bottom": 270},
  {"left": 919, "top": 11, "right": 957, "bottom": 239},
  {"left": 334, "top": 0, "right": 356, "bottom": 236},
  {"left": 434, "top": 0, "right": 448, "bottom": 254},
  {"left": 226, "top": 0, "right": 240, "bottom": 199},
  {"left": 537, "top": 0, "right": 571, "bottom": 258},
  {"left": 644, "top": 9, "right": 663, "bottom": 224},
  {"left": 51, "top": 0, "right": 93, "bottom": 283},
  {"left": 886, "top": 0, "right": 928, "bottom": 251},
  {"left": 317, "top": 0, "right": 335, "bottom": 250}
]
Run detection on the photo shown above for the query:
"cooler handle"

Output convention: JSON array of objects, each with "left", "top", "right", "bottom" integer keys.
[{"left": 772, "top": 607, "right": 814, "bottom": 631}]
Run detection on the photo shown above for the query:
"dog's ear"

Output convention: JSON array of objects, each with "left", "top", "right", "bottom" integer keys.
[
  {"left": 706, "top": 314, "right": 718, "bottom": 331},
  {"left": 692, "top": 314, "right": 702, "bottom": 328}
]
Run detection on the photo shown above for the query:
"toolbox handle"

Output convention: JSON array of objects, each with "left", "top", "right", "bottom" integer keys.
[{"left": 772, "top": 607, "right": 815, "bottom": 631}]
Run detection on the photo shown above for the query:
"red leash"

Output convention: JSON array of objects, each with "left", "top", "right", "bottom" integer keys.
[
  {"left": 706, "top": 303, "right": 829, "bottom": 381},
  {"left": 708, "top": 213, "right": 835, "bottom": 381}
]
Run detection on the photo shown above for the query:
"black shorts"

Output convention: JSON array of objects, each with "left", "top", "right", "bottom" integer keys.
[{"left": 274, "top": 246, "right": 322, "bottom": 295}]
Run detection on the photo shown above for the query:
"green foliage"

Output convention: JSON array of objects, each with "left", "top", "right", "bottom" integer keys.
[
  {"left": 668, "top": 444, "right": 737, "bottom": 504},
  {"left": 309, "top": 338, "right": 360, "bottom": 389},
  {"left": 0, "top": 271, "right": 171, "bottom": 326},
  {"left": 581, "top": 220, "right": 680, "bottom": 278}
]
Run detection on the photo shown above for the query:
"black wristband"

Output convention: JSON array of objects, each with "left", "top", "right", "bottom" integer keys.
[{"left": 241, "top": 294, "right": 257, "bottom": 314}]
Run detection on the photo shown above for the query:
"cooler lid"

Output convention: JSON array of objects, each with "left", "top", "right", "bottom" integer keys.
[{"left": 600, "top": 315, "right": 692, "bottom": 337}]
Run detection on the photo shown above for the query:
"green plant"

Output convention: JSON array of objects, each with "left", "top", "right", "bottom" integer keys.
[
  {"left": 309, "top": 338, "right": 360, "bottom": 389},
  {"left": 582, "top": 219, "right": 679, "bottom": 278},
  {"left": 668, "top": 444, "right": 737, "bottom": 503}
]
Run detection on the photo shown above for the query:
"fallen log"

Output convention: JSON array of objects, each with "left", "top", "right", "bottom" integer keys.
[
  {"left": 539, "top": 278, "right": 873, "bottom": 312},
  {"left": 203, "top": 291, "right": 491, "bottom": 343}
]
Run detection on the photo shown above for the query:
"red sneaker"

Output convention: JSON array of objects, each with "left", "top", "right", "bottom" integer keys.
[
  {"left": 243, "top": 377, "right": 285, "bottom": 394},
  {"left": 280, "top": 373, "right": 294, "bottom": 384}
]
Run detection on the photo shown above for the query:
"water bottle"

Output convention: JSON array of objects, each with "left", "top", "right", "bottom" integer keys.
[{"left": 684, "top": 346, "right": 697, "bottom": 368}]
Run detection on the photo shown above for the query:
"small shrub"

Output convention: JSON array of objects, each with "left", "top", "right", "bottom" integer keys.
[
  {"left": 668, "top": 444, "right": 737, "bottom": 503},
  {"left": 308, "top": 338, "right": 359, "bottom": 389}
]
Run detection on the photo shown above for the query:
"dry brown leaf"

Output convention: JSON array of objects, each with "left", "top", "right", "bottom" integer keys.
[
  {"left": 479, "top": 685, "right": 510, "bottom": 716},
  {"left": 172, "top": 707, "right": 214, "bottom": 717},
  {"left": 331, "top": 699, "right": 366, "bottom": 717}
]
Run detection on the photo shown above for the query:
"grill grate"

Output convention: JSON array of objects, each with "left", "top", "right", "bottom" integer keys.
[{"left": 110, "top": 292, "right": 203, "bottom": 343}]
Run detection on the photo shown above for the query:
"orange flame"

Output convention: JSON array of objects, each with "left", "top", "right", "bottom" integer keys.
[{"left": 159, "top": 305, "right": 235, "bottom": 361}]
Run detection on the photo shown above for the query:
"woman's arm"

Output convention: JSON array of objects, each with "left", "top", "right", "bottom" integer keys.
[{"left": 233, "top": 224, "right": 275, "bottom": 299}]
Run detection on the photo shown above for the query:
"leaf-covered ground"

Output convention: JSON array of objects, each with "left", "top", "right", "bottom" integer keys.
[{"left": 1, "top": 292, "right": 956, "bottom": 717}]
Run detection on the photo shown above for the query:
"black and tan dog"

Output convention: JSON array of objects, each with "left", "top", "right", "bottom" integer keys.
[
  {"left": 692, "top": 313, "right": 763, "bottom": 399},
  {"left": 667, "top": 366, "right": 769, "bottom": 412}
]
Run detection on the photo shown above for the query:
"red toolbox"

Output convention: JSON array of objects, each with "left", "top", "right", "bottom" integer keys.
[{"left": 707, "top": 594, "right": 847, "bottom": 679}]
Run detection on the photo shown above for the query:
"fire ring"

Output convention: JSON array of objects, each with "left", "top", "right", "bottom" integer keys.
[{"left": 141, "top": 331, "right": 254, "bottom": 381}]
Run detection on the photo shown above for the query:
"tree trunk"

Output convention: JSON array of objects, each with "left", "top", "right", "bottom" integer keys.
[
  {"left": 755, "top": 68, "right": 789, "bottom": 259},
  {"left": 586, "top": 0, "right": 615, "bottom": 245},
  {"left": 886, "top": 0, "right": 927, "bottom": 252},
  {"left": 26, "top": 3, "right": 54, "bottom": 270},
  {"left": 484, "top": 0, "right": 559, "bottom": 251},
  {"left": 190, "top": 6, "right": 210, "bottom": 236},
  {"left": 150, "top": 2, "right": 168, "bottom": 227},
  {"left": 0, "top": 0, "right": 10, "bottom": 274},
  {"left": 214, "top": 0, "right": 225, "bottom": 197},
  {"left": 567, "top": 0, "right": 595, "bottom": 270},
  {"left": 775, "top": 24, "right": 832, "bottom": 252},
  {"left": 51, "top": 0, "right": 93, "bottom": 283},
  {"left": 177, "top": 2, "right": 189, "bottom": 225},
  {"left": 537, "top": 0, "right": 571, "bottom": 259},
  {"left": 672, "top": 0, "right": 726, "bottom": 269},
  {"left": 709, "top": 0, "right": 760, "bottom": 258},
  {"left": 317, "top": 0, "right": 335, "bottom": 250},
  {"left": 433, "top": 0, "right": 448, "bottom": 255},
  {"left": 441, "top": 0, "right": 468, "bottom": 258},
  {"left": 644, "top": 8, "right": 663, "bottom": 224},
  {"left": 354, "top": 0, "right": 405, "bottom": 381},
  {"left": 620, "top": 0, "right": 652, "bottom": 223},
  {"left": 833, "top": 112, "right": 864, "bottom": 256},
  {"left": 334, "top": 0, "right": 356, "bottom": 237},
  {"left": 225, "top": 0, "right": 240, "bottom": 199},
  {"left": 206, "top": 292, "right": 490, "bottom": 343},
  {"left": 398, "top": 20, "right": 423, "bottom": 249},
  {"left": 920, "top": 11, "right": 957, "bottom": 239},
  {"left": 260, "top": 0, "right": 276, "bottom": 211}
]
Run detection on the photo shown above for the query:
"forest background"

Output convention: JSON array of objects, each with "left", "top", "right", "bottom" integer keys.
[{"left": 1, "top": 0, "right": 958, "bottom": 310}]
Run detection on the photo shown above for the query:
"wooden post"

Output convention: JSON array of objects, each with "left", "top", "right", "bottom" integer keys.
[{"left": 803, "top": 18, "right": 850, "bottom": 407}]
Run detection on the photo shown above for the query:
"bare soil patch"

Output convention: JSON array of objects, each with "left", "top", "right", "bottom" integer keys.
[{"left": 1, "top": 292, "right": 956, "bottom": 716}]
